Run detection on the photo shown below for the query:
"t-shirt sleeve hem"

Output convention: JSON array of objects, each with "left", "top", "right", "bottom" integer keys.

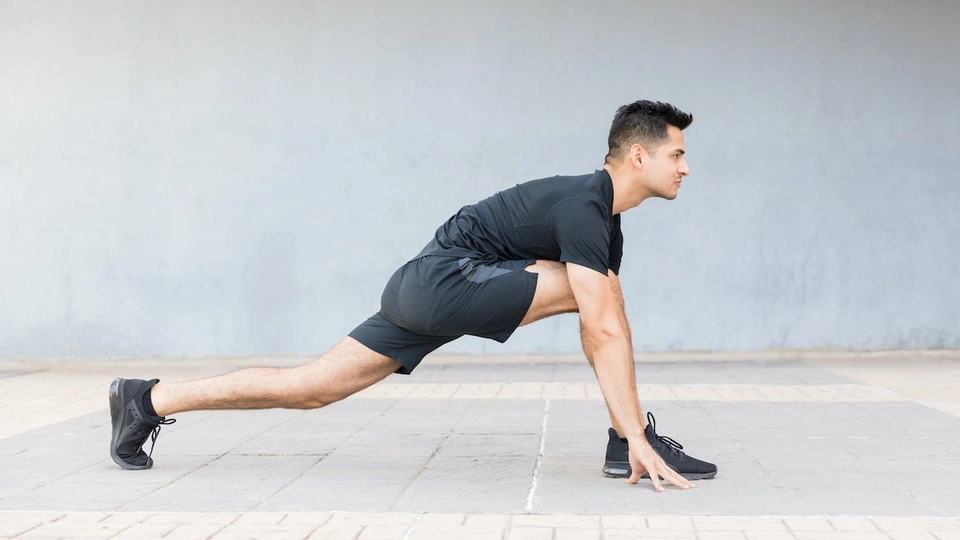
[{"left": 559, "top": 256, "right": 611, "bottom": 277}]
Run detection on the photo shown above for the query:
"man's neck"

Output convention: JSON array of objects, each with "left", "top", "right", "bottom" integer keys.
[{"left": 603, "top": 163, "right": 650, "bottom": 215}]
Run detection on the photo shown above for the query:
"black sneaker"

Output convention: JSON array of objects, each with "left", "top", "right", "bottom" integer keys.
[
  {"left": 603, "top": 427, "right": 631, "bottom": 477},
  {"left": 109, "top": 378, "right": 175, "bottom": 470},
  {"left": 602, "top": 412, "right": 717, "bottom": 480}
]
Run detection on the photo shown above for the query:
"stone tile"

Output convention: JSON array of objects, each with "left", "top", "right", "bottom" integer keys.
[
  {"left": 604, "top": 529, "right": 697, "bottom": 539},
  {"left": 325, "top": 513, "right": 419, "bottom": 526},
  {"left": 108, "top": 522, "right": 179, "bottom": 539},
  {"left": 278, "top": 512, "right": 333, "bottom": 525},
  {"left": 646, "top": 516, "right": 695, "bottom": 530},
  {"left": 783, "top": 517, "right": 834, "bottom": 531},
  {"left": 416, "top": 513, "right": 465, "bottom": 527},
  {"left": 505, "top": 526, "right": 554, "bottom": 540},
  {"left": 122, "top": 482, "right": 289, "bottom": 512},
  {"left": 165, "top": 523, "right": 231, "bottom": 539},
  {"left": 0, "top": 520, "right": 45, "bottom": 537},
  {"left": 871, "top": 517, "right": 960, "bottom": 531},
  {"left": 792, "top": 532, "right": 890, "bottom": 540},
  {"left": 391, "top": 479, "right": 530, "bottom": 513},
  {"left": 256, "top": 480, "right": 410, "bottom": 512},
  {"left": 697, "top": 532, "right": 747, "bottom": 540},
  {"left": 143, "top": 511, "right": 240, "bottom": 524},
  {"left": 512, "top": 514, "right": 599, "bottom": 528},
  {"left": 554, "top": 528, "right": 600, "bottom": 540},
  {"left": 209, "top": 523, "right": 316, "bottom": 539},
  {"left": 463, "top": 514, "right": 510, "bottom": 528},
  {"left": 410, "top": 528, "right": 503, "bottom": 540},
  {"left": 4, "top": 355, "right": 960, "bottom": 536},
  {"left": 693, "top": 518, "right": 787, "bottom": 531},
  {"left": 885, "top": 531, "right": 938, "bottom": 540},
  {"left": 602, "top": 515, "right": 648, "bottom": 529},
  {"left": 829, "top": 517, "right": 879, "bottom": 531},
  {"left": 357, "top": 524, "right": 413, "bottom": 539},
  {"left": 232, "top": 512, "right": 287, "bottom": 525},
  {"left": 306, "top": 525, "right": 363, "bottom": 539},
  {"left": 0, "top": 481, "right": 171, "bottom": 512},
  {"left": 413, "top": 455, "right": 535, "bottom": 484},
  {"left": 742, "top": 532, "right": 797, "bottom": 540}
]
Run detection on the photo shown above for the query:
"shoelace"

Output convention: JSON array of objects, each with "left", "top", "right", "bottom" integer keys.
[
  {"left": 146, "top": 418, "right": 176, "bottom": 459},
  {"left": 646, "top": 412, "right": 685, "bottom": 457}
]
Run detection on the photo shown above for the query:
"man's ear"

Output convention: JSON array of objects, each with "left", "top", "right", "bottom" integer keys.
[{"left": 632, "top": 144, "right": 644, "bottom": 167}]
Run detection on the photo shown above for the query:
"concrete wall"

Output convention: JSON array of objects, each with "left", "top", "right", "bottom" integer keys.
[{"left": 1, "top": 0, "right": 958, "bottom": 359}]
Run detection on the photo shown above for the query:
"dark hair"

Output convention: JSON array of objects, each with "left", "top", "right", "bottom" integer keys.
[{"left": 605, "top": 100, "right": 693, "bottom": 163}]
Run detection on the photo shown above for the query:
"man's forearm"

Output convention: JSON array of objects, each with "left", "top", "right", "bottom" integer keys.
[
  {"left": 588, "top": 331, "right": 646, "bottom": 442},
  {"left": 582, "top": 275, "right": 646, "bottom": 432}
]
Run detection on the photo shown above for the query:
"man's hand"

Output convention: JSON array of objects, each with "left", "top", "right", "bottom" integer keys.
[{"left": 626, "top": 437, "right": 696, "bottom": 492}]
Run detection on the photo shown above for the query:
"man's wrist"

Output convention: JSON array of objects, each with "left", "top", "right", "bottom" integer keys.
[{"left": 626, "top": 433, "right": 649, "bottom": 449}]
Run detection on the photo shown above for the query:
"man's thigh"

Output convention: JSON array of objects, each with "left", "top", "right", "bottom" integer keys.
[{"left": 518, "top": 260, "right": 578, "bottom": 326}]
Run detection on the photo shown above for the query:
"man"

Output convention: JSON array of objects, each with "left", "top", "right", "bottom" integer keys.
[{"left": 109, "top": 100, "right": 717, "bottom": 492}]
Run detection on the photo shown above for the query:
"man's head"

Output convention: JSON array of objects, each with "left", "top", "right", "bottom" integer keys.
[{"left": 605, "top": 100, "right": 693, "bottom": 202}]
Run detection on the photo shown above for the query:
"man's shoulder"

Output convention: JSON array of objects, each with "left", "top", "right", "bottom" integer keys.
[
  {"left": 512, "top": 170, "right": 608, "bottom": 200},
  {"left": 517, "top": 170, "right": 603, "bottom": 187}
]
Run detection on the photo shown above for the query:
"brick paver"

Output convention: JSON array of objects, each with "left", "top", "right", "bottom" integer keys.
[{"left": 2, "top": 351, "right": 959, "bottom": 539}]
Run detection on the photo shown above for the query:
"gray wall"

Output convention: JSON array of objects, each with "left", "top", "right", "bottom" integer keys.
[{"left": 1, "top": 0, "right": 958, "bottom": 359}]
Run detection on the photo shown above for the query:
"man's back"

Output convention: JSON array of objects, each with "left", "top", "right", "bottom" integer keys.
[{"left": 418, "top": 169, "right": 623, "bottom": 276}]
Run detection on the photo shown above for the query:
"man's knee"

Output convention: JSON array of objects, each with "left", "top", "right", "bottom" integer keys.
[
  {"left": 283, "top": 369, "right": 342, "bottom": 409},
  {"left": 291, "top": 391, "right": 339, "bottom": 410},
  {"left": 287, "top": 338, "right": 398, "bottom": 409}
]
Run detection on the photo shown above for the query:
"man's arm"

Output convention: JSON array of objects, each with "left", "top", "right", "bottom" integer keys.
[
  {"left": 581, "top": 271, "right": 643, "bottom": 433},
  {"left": 567, "top": 262, "right": 693, "bottom": 491}
]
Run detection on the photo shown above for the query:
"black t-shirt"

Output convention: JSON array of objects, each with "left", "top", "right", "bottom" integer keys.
[{"left": 417, "top": 169, "right": 623, "bottom": 276}]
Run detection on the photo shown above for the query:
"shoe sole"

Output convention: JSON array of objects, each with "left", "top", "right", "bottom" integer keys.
[
  {"left": 109, "top": 378, "right": 152, "bottom": 470},
  {"left": 605, "top": 462, "right": 717, "bottom": 481},
  {"left": 603, "top": 462, "right": 630, "bottom": 478}
]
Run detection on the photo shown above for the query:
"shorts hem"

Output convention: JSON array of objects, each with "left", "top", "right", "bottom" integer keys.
[{"left": 486, "top": 268, "right": 538, "bottom": 343}]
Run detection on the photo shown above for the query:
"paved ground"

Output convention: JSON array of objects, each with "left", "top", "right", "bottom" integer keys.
[{"left": 1, "top": 350, "right": 959, "bottom": 539}]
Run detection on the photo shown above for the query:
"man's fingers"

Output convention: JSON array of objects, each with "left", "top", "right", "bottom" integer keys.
[
  {"left": 628, "top": 443, "right": 696, "bottom": 492},
  {"left": 661, "top": 464, "right": 695, "bottom": 490},
  {"left": 648, "top": 468, "right": 666, "bottom": 492},
  {"left": 662, "top": 463, "right": 694, "bottom": 489},
  {"left": 625, "top": 461, "right": 645, "bottom": 485}
]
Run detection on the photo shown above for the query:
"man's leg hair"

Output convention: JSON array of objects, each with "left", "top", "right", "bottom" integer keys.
[
  {"left": 516, "top": 260, "right": 579, "bottom": 325},
  {"left": 150, "top": 337, "right": 400, "bottom": 417}
]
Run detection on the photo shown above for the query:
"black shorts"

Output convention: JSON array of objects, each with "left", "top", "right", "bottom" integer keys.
[{"left": 349, "top": 255, "right": 538, "bottom": 374}]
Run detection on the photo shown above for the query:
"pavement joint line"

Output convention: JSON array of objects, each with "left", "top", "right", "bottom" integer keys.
[
  {"left": 3, "top": 358, "right": 959, "bottom": 525},
  {"left": 253, "top": 398, "right": 408, "bottom": 512},
  {"left": 524, "top": 399, "right": 551, "bottom": 513},
  {"left": 399, "top": 513, "right": 425, "bottom": 540},
  {"left": 115, "top": 448, "right": 231, "bottom": 512},
  {"left": 389, "top": 403, "right": 467, "bottom": 512}
]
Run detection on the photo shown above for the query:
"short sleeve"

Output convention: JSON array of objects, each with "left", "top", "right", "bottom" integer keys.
[
  {"left": 608, "top": 214, "right": 623, "bottom": 275},
  {"left": 549, "top": 197, "right": 612, "bottom": 276}
]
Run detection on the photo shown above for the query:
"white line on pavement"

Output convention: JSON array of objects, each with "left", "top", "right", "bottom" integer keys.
[{"left": 525, "top": 398, "right": 551, "bottom": 513}]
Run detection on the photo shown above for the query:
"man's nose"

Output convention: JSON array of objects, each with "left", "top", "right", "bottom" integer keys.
[{"left": 679, "top": 159, "right": 690, "bottom": 176}]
